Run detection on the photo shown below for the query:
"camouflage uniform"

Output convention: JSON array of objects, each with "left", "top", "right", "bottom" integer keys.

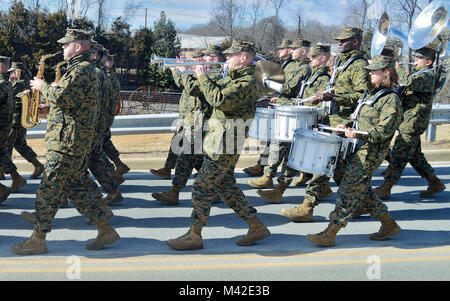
[
  {"left": 0, "top": 62, "right": 17, "bottom": 178},
  {"left": 34, "top": 30, "right": 105, "bottom": 233},
  {"left": 329, "top": 59, "right": 403, "bottom": 225},
  {"left": 190, "top": 42, "right": 258, "bottom": 227},
  {"left": 383, "top": 62, "right": 437, "bottom": 184},
  {"left": 102, "top": 66, "right": 121, "bottom": 161},
  {"left": 6, "top": 64, "right": 40, "bottom": 164},
  {"left": 304, "top": 29, "right": 369, "bottom": 207},
  {"left": 87, "top": 58, "right": 119, "bottom": 194},
  {"left": 0, "top": 59, "right": 14, "bottom": 194},
  {"left": 263, "top": 39, "right": 312, "bottom": 185}
]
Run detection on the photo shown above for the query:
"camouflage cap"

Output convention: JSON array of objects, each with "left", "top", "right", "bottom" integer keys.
[
  {"left": 277, "top": 39, "right": 293, "bottom": 49},
  {"left": 57, "top": 28, "right": 92, "bottom": 44},
  {"left": 192, "top": 49, "right": 204, "bottom": 58},
  {"left": 290, "top": 38, "right": 311, "bottom": 48},
  {"left": 0, "top": 56, "right": 11, "bottom": 63},
  {"left": 380, "top": 43, "right": 396, "bottom": 58},
  {"left": 335, "top": 27, "right": 363, "bottom": 40},
  {"left": 202, "top": 44, "right": 223, "bottom": 56},
  {"left": 309, "top": 44, "right": 331, "bottom": 56},
  {"left": 365, "top": 55, "right": 394, "bottom": 70},
  {"left": 415, "top": 46, "right": 436, "bottom": 60},
  {"left": 223, "top": 40, "right": 256, "bottom": 55},
  {"left": 7, "top": 61, "right": 25, "bottom": 72}
]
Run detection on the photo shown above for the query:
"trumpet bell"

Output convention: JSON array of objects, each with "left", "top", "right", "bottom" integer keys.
[{"left": 408, "top": 0, "right": 449, "bottom": 50}]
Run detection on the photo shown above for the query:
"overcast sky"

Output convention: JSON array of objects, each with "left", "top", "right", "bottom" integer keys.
[{"left": 0, "top": 0, "right": 352, "bottom": 30}]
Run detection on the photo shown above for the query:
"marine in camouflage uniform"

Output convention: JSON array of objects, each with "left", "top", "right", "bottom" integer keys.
[
  {"left": 248, "top": 38, "right": 312, "bottom": 202},
  {"left": 167, "top": 40, "right": 270, "bottom": 250},
  {"left": 307, "top": 55, "right": 403, "bottom": 247},
  {"left": 0, "top": 56, "right": 15, "bottom": 203},
  {"left": 149, "top": 49, "right": 205, "bottom": 180},
  {"left": 11, "top": 29, "right": 119, "bottom": 255},
  {"left": 102, "top": 51, "right": 130, "bottom": 175},
  {"left": 6, "top": 62, "right": 44, "bottom": 180},
  {"left": 374, "top": 46, "right": 446, "bottom": 199},
  {"left": 243, "top": 39, "right": 294, "bottom": 177},
  {"left": 152, "top": 45, "right": 225, "bottom": 205},
  {"left": 0, "top": 56, "right": 28, "bottom": 198},
  {"left": 86, "top": 43, "right": 123, "bottom": 206},
  {"left": 285, "top": 27, "right": 370, "bottom": 222},
  {"left": 258, "top": 44, "right": 331, "bottom": 204}
]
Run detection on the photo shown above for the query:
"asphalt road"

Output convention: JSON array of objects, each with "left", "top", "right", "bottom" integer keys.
[{"left": 0, "top": 163, "right": 449, "bottom": 283}]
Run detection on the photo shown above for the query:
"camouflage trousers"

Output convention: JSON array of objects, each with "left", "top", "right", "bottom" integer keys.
[
  {"left": 383, "top": 132, "right": 435, "bottom": 183},
  {"left": 89, "top": 142, "right": 118, "bottom": 193},
  {"left": 34, "top": 150, "right": 106, "bottom": 233},
  {"left": 172, "top": 153, "right": 203, "bottom": 189},
  {"left": 7, "top": 124, "right": 38, "bottom": 162},
  {"left": 190, "top": 157, "right": 257, "bottom": 226},
  {"left": 0, "top": 129, "right": 17, "bottom": 174},
  {"left": 264, "top": 141, "right": 298, "bottom": 186},
  {"left": 257, "top": 142, "right": 270, "bottom": 166},
  {"left": 329, "top": 144, "right": 389, "bottom": 226},
  {"left": 103, "top": 128, "right": 120, "bottom": 160},
  {"left": 163, "top": 129, "right": 184, "bottom": 169},
  {"left": 303, "top": 154, "right": 347, "bottom": 206}
]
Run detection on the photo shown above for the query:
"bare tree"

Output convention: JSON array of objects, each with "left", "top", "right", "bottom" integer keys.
[
  {"left": 122, "top": 0, "right": 140, "bottom": 24},
  {"left": 268, "top": 0, "right": 285, "bottom": 19},
  {"left": 211, "top": 0, "right": 246, "bottom": 40}
]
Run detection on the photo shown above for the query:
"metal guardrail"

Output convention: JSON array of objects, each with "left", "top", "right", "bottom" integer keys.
[
  {"left": 26, "top": 113, "right": 179, "bottom": 139},
  {"left": 426, "top": 103, "right": 450, "bottom": 143},
  {"left": 26, "top": 104, "right": 450, "bottom": 142}
]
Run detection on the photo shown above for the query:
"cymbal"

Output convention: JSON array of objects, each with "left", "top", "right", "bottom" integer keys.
[{"left": 254, "top": 60, "right": 285, "bottom": 95}]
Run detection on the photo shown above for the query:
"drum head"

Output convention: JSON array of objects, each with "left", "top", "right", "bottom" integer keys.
[{"left": 294, "top": 129, "right": 342, "bottom": 144}]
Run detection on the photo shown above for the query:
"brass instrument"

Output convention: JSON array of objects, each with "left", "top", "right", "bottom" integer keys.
[
  {"left": 55, "top": 61, "right": 67, "bottom": 84},
  {"left": 18, "top": 51, "right": 62, "bottom": 129}
]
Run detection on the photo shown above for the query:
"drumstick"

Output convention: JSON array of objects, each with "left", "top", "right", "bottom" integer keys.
[
  {"left": 318, "top": 124, "right": 369, "bottom": 135},
  {"left": 292, "top": 88, "right": 335, "bottom": 105}
]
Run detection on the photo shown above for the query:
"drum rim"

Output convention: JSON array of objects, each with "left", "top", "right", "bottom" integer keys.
[
  {"left": 293, "top": 129, "right": 342, "bottom": 143},
  {"left": 274, "top": 105, "right": 318, "bottom": 114}
]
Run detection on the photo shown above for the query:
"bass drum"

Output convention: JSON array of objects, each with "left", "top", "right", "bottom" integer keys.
[
  {"left": 248, "top": 107, "right": 275, "bottom": 142},
  {"left": 272, "top": 105, "right": 318, "bottom": 142},
  {"left": 288, "top": 129, "right": 342, "bottom": 177}
]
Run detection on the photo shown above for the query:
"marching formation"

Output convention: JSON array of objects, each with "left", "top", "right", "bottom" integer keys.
[{"left": 0, "top": 2, "right": 448, "bottom": 256}]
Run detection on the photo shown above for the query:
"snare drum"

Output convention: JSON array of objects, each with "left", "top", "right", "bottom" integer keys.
[
  {"left": 287, "top": 129, "right": 342, "bottom": 177},
  {"left": 248, "top": 107, "right": 275, "bottom": 142},
  {"left": 272, "top": 105, "right": 318, "bottom": 142}
]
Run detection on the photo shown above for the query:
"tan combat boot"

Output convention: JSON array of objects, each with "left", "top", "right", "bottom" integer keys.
[
  {"left": 306, "top": 222, "right": 343, "bottom": 247},
  {"left": 420, "top": 175, "right": 446, "bottom": 198},
  {"left": 243, "top": 163, "right": 264, "bottom": 177},
  {"left": 167, "top": 225, "right": 203, "bottom": 250},
  {"left": 112, "top": 157, "right": 130, "bottom": 175},
  {"left": 248, "top": 175, "right": 274, "bottom": 189},
  {"left": 10, "top": 231, "right": 48, "bottom": 255},
  {"left": 370, "top": 213, "right": 401, "bottom": 241},
  {"left": 103, "top": 189, "right": 124, "bottom": 205},
  {"left": 0, "top": 186, "right": 11, "bottom": 205},
  {"left": 0, "top": 167, "right": 5, "bottom": 180},
  {"left": 30, "top": 159, "right": 44, "bottom": 179},
  {"left": 280, "top": 200, "right": 314, "bottom": 222},
  {"left": 292, "top": 172, "right": 313, "bottom": 186},
  {"left": 150, "top": 167, "right": 171, "bottom": 179},
  {"left": 86, "top": 219, "right": 120, "bottom": 250},
  {"left": 21, "top": 211, "right": 35, "bottom": 224},
  {"left": 10, "top": 170, "right": 27, "bottom": 193},
  {"left": 257, "top": 183, "right": 288, "bottom": 203},
  {"left": 318, "top": 183, "right": 333, "bottom": 199},
  {"left": 236, "top": 215, "right": 271, "bottom": 246},
  {"left": 152, "top": 187, "right": 180, "bottom": 205},
  {"left": 373, "top": 181, "right": 395, "bottom": 200}
]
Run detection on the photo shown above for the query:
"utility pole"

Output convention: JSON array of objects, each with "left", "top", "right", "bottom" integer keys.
[{"left": 145, "top": 8, "right": 148, "bottom": 28}]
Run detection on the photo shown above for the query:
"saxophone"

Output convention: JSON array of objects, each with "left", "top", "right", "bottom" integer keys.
[
  {"left": 55, "top": 61, "right": 67, "bottom": 84},
  {"left": 19, "top": 51, "right": 62, "bottom": 129}
]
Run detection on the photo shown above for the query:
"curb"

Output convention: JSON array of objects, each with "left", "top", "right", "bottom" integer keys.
[{"left": 10, "top": 149, "right": 450, "bottom": 173}]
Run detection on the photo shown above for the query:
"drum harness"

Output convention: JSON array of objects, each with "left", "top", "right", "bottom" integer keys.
[
  {"left": 326, "top": 55, "right": 368, "bottom": 115},
  {"left": 347, "top": 87, "right": 399, "bottom": 156}
]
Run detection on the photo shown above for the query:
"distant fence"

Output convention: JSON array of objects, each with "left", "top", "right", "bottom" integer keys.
[{"left": 117, "top": 89, "right": 181, "bottom": 115}]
